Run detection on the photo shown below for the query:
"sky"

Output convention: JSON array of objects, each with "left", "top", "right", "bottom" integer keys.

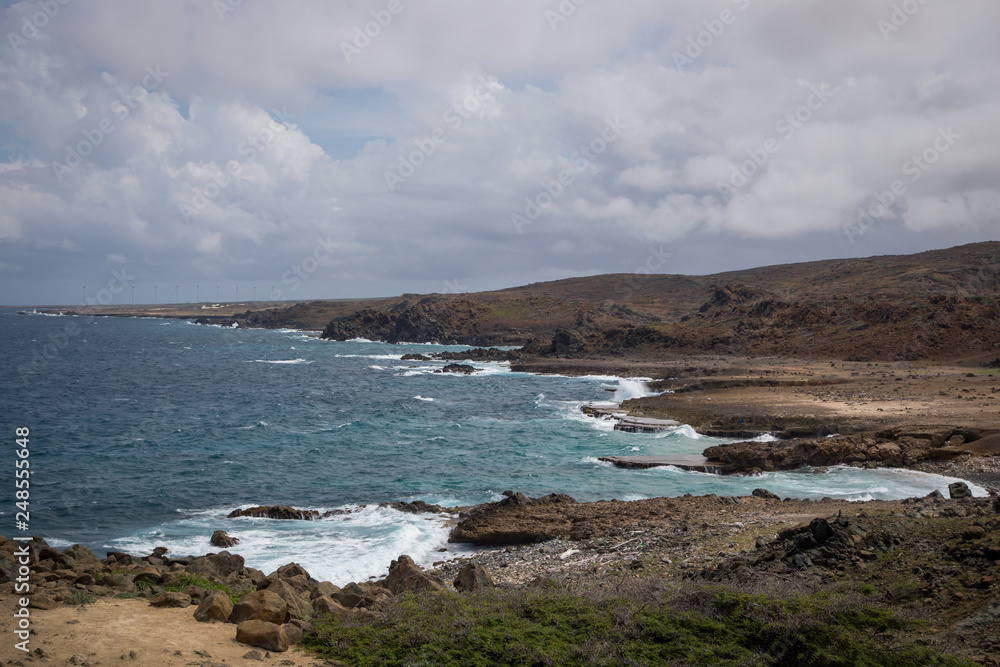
[{"left": 0, "top": 0, "right": 997, "bottom": 306}]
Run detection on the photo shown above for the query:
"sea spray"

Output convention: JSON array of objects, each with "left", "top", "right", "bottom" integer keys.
[{"left": 612, "top": 378, "right": 654, "bottom": 401}]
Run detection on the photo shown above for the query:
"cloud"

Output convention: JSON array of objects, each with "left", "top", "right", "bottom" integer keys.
[{"left": 0, "top": 0, "right": 998, "bottom": 304}]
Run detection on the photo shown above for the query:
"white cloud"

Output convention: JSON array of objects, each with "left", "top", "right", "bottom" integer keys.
[{"left": 0, "top": 0, "right": 998, "bottom": 304}]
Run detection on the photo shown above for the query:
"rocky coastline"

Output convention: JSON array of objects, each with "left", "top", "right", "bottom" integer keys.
[{"left": 5, "top": 467, "right": 1000, "bottom": 664}]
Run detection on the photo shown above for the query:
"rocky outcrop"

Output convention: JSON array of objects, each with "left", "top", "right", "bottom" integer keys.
[
  {"left": 227, "top": 506, "right": 321, "bottom": 521},
  {"left": 321, "top": 297, "right": 503, "bottom": 345},
  {"left": 435, "top": 363, "right": 477, "bottom": 375},
  {"left": 700, "top": 514, "right": 902, "bottom": 581},
  {"left": 383, "top": 500, "right": 448, "bottom": 515},
  {"left": 449, "top": 492, "right": 581, "bottom": 545},
  {"left": 703, "top": 426, "right": 984, "bottom": 473},
  {"left": 434, "top": 348, "right": 521, "bottom": 362}
]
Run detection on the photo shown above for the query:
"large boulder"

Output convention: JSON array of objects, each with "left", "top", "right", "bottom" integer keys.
[
  {"left": 264, "top": 579, "right": 313, "bottom": 619},
  {"left": 334, "top": 582, "right": 370, "bottom": 609},
  {"left": 186, "top": 552, "right": 245, "bottom": 580},
  {"left": 210, "top": 530, "right": 240, "bottom": 548},
  {"left": 383, "top": 555, "right": 446, "bottom": 594},
  {"left": 229, "top": 590, "right": 288, "bottom": 625},
  {"left": 194, "top": 590, "right": 233, "bottom": 623},
  {"left": 132, "top": 567, "right": 164, "bottom": 584},
  {"left": 310, "top": 581, "right": 341, "bottom": 600},
  {"left": 453, "top": 562, "right": 495, "bottom": 592},
  {"left": 235, "top": 620, "right": 289, "bottom": 652},
  {"left": 312, "top": 595, "right": 350, "bottom": 616},
  {"left": 275, "top": 562, "right": 310, "bottom": 579},
  {"left": 949, "top": 482, "right": 973, "bottom": 499}
]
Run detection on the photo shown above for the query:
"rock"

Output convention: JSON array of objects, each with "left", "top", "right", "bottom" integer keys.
[
  {"left": 242, "top": 649, "right": 264, "bottom": 660},
  {"left": 64, "top": 545, "right": 98, "bottom": 563},
  {"left": 264, "top": 579, "right": 313, "bottom": 619},
  {"left": 752, "top": 488, "right": 780, "bottom": 500},
  {"left": 963, "top": 526, "right": 986, "bottom": 541},
  {"left": 383, "top": 555, "right": 447, "bottom": 594},
  {"left": 401, "top": 354, "right": 431, "bottom": 361},
  {"left": 28, "top": 594, "right": 60, "bottom": 610},
  {"left": 275, "top": 562, "right": 310, "bottom": 579},
  {"left": 132, "top": 567, "right": 163, "bottom": 584},
  {"left": 194, "top": 590, "right": 234, "bottom": 622},
  {"left": 313, "top": 595, "right": 351, "bottom": 616},
  {"left": 236, "top": 620, "right": 289, "bottom": 653},
  {"left": 227, "top": 506, "right": 321, "bottom": 521},
  {"left": 150, "top": 592, "right": 191, "bottom": 608},
  {"left": 435, "top": 363, "right": 477, "bottom": 375},
  {"left": 282, "top": 622, "right": 304, "bottom": 644},
  {"left": 386, "top": 500, "right": 446, "bottom": 515},
  {"left": 993, "top": 495, "right": 1000, "bottom": 514},
  {"left": 185, "top": 585, "right": 211, "bottom": 601},
  {"left": 926, "top": 490, "right": 945, "bottom": 499},
  {"left": 334, "top": 582, "right": 369, "bottom": 609},
  {"left": 210, "top": 530, "right": 240, "bottom": 548},
  {"left": 229, "top": 590, "right": 288, "bottom": 625},
  {"left": 187, "top": 552, "right": 246, "bottom": 580},
  {"left": 448, "top": 493, "right": 579, "bottom": 545},
  {"left": 949, "top": 482, "right": 973, "bottom": 499},
  {"left": 810, "top": 518, "right": 834, "bottom": 543},
  {"left": 310, "top": 581, "right": 341, "bottom": 600},
  {"left": 453, "top": 562, "right": 495, "bottom": 592}
]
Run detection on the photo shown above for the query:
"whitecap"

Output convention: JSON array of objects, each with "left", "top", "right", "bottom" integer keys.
[
  {"left": 414, "top": 396, "right": 435, "bottom": 402},
  {"left": 246, "top": 359, "right": 314, "bottom": 365}
]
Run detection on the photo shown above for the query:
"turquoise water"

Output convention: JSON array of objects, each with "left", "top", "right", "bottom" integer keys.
[{"left": 0, "top": 311, "right": 983, "bottom": 583}]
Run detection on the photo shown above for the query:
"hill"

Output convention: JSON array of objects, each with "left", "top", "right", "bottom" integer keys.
[{"left": 234, "top": 242, "right": 1000, "bottom": 362}]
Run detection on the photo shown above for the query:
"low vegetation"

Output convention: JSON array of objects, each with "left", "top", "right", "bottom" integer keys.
[{"left": 303, "top": 579, "right": 973, "bottom": 666}]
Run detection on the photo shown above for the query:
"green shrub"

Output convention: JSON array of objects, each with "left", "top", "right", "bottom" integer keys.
[{"left": 301, "top": 582, "right": 972, "bottom": 667}]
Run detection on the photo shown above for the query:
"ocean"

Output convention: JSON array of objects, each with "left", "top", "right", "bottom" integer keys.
[{"left": 0, "top": 310, "right": 985, "bottom": 584}]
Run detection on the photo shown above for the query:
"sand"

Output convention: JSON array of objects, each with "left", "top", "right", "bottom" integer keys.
[{"left": 0, "top": 596, "right": 325, "bottom": 667}]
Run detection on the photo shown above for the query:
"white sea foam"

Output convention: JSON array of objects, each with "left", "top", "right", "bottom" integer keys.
[
  {"left": 105, "top": 504, "right": 453, "bottom": 585},
  {"left": 414, "top": 396, "right": 435, "bottom": 402},
  {"left": 611, "top": 379, "right": 656, "bottom": 401},
  {"left": 246, "top": 359, "right": 314, "bottom": 364},
  {"left": 581, "top": 457, "right": 613, "bottom": 467},
  {"left": 336, "top": 354, "right": 404, "bottom": 360}
]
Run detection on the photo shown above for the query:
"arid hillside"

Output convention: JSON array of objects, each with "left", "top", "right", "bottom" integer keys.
[{"left": 219, "top": 242, "right": 999, "bottom": 363}]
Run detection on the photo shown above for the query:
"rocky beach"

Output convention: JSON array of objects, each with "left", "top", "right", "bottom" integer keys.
[{"left": 6, "top": 243, "right": 1000, "bottom": 665}]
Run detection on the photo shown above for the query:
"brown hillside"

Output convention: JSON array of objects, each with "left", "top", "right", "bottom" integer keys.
[{"left": 237, "top": 242, "right": 1000, "bottom": 362}]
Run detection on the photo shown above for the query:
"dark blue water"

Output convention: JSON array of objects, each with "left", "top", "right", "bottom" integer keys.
[{"left": 0, "top": 310, "right": 980, "bottom": 583}]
